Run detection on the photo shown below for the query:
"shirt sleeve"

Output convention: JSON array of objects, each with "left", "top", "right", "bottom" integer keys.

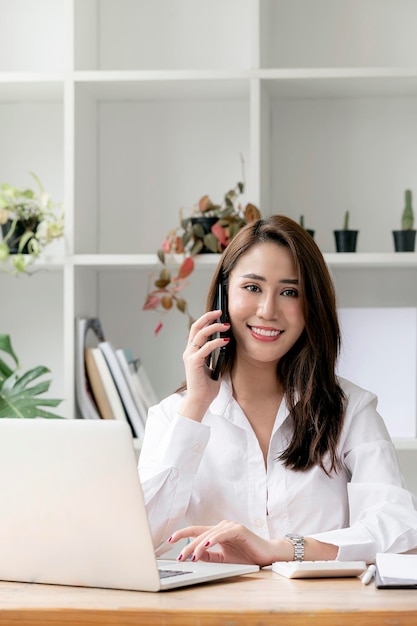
[
  {"left": 309, "top": 384, "right": 417, "bottom": 562},
  {"left": 138, "top": 396, "right": 210, "bottom": 555}
]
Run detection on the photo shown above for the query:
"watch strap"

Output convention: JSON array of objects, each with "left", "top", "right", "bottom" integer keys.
[{"left": 285, "top": 533, "right": 305, "bottom": 561}]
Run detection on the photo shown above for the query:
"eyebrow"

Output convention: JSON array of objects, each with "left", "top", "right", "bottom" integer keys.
[{"left": 241, "top": 273, "right": 299, "bottom": 285}]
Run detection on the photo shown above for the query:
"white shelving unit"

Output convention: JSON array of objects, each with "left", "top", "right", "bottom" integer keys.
[{"left": 1, "top": 0, "right": 417, "bottom": 489}]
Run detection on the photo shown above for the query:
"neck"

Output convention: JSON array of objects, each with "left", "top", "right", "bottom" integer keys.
[{"left": 231, "top": 360, "right": 282, "bottom": 402}]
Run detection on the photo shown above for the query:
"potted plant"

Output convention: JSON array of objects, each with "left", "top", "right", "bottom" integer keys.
[
  {"left": 0, "top": 172, "right": 64, "bottom": 274},
  {"left": 0, "top": 334, "right": 63, "bottom": 418},
  {"left": 299, "top": 215, "right": 315, "bottom": 238},
  {"left": 334, "top": 210, "right": 358, "bottom": 252},
  {"left": 393, "top": 189, "right": 416, "bottom": 252},
  {"left": 143, "top": 179, "right": 260, "bottom": 334}
]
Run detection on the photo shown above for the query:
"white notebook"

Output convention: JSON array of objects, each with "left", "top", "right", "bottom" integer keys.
[{"left": 0, "top": 419, "right": 258, "bottom": 592}]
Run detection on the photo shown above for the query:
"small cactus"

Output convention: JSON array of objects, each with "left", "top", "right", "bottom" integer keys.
[
  {"left": 402, "top": 189, "right": 414, "bottom": 230},
  {"left": 343, "top": 210, "right": 350, "bottom": 230}
]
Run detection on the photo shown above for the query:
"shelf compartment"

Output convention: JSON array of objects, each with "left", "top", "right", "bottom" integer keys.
[
  {"left": 74, "top": 0, "right": 253, "bottom": 72},
  {"left": 260, "top": 0, "right": 417, "bottom": 70},
  {"left": 74, "top": 79, "right": 250, "bottom": 255},
  {"left": 0, "top": 269, "right": 65, "bottom": 405},
  {"left": 259, "top": 85, "right": 417, "bottom": 253},
  {"left": 0, "top": 0, "right": 70, "bottom": 72},
  {"left": 0, "top": 93, "right": 65, "bottom": 259}
]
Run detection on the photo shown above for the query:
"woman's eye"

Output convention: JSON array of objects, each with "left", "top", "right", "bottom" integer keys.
[
  {"left": 244, "top": 284, "right": 261, "bottom": 293},
  {"left": 282, "top": 288, "right": 298, "bottom": 298}
]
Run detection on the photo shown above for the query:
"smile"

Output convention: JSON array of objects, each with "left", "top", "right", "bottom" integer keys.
[{"left": 249, "top": 326, "right": 282, "bottom": 338}]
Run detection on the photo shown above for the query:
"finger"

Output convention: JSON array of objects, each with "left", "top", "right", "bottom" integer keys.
[
  {"left": 194, "top": 309, "right": 222, "bottom": 326},
  {"left": 189, "top": 521, "right": 246, "bottom": 560},
  {"left": 173, "top": 527, "right": 215, "bottom": 561},
  {"left": 189, "top": 310, "right": 222, "bottom": 338},
  {"left": 168, "top": 526, "right": 210, "bottom": 545},
  {"left": 196, "top": 550, "right": 224, "bottom": 563},
  {"left": 178, "top": 522, "right": 236, "bottom": 561}
]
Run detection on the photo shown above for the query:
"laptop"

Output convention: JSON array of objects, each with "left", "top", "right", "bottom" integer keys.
[{"left": 0, "top": 419, "right": 259, "bottom": 592}]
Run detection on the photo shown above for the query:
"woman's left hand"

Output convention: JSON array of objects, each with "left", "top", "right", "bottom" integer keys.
[{"left": 168, "top": 520, "right": 292, "bottom": 567}]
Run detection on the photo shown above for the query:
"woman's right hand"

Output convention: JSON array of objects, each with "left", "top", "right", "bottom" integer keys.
[{"left": 179, "top": 310, "right": 230, "bottom": 422}]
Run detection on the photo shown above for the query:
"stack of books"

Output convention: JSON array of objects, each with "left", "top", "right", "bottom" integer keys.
[{"left": 75, "top": 317, "right": 158, "bottom": 440}]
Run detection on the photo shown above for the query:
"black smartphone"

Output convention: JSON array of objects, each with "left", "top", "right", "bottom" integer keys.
[{"left": 210, "top": 283, "right": 229, "bottom": 380}]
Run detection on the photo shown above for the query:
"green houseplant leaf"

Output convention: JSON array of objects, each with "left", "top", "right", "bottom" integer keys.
[
  {"left": 0, "top": 172, "right": 64, "bottom": 275},
  {"left": 0, "top": 334, "right": 63, "bottom": 418}
]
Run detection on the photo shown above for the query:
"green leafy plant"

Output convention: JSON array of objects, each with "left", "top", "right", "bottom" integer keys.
[
  {"left": 402, "top": 189, "right": 414, "bottom": 230},
  {"left": 343, "top": 210, "right": 350, "bottom": 230},
  {"left": 143, "top": 174, "right": 260, "bottom": 334},
  {"left": 0, "top": 172, "right": 64, "bottom": 274},
  {"left": 0, "top": 334, "right": 63, "bottom": 418}
]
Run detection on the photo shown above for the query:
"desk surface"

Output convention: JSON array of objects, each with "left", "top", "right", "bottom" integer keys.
[{"left": 0, "top": 569, "right": 416, "bottom": 626}]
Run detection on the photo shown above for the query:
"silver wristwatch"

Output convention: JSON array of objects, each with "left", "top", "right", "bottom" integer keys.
[{"left": 285, "top": 533, "right": 305, "bottom": 561}]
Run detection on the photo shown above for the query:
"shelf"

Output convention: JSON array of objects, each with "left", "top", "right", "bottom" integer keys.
[
  {"left": 323, "top": 252, "right": 417, "bottom": 268},
  {"left": 260, "top": 68, "right": 417, "bottom": 99},
  {"left": 75, "top": 71, "right": 251, "bottom": 101},
  {"left": 73, "top": 254, "right": 159, "bottom": 268},
  {"left": 0, "top": 75, "right": 64, "bottom": 101},
  {"left": 69, "top": 252, "right": 417, "bottom": 270}
]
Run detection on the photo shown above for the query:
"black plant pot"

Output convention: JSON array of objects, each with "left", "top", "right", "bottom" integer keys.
[
  {"left": 190, "top": 216, "right": 218, "bottom": 253},
  {"left": 1, "top": 219, "right": 38, "bottom": 254},
  {"left": 334, "top": 230, "right": 358, "bottom": 253},
  {"left": 392, "top": 230, "right": 416, "bottom": 252},
  {"left": 305, "top": 229, "right": 315, "bottom": 238}
]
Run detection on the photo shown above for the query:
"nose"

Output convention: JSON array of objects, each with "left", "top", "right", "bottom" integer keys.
[{"left": 257, "top": 292, "right": 277, "bottom": 321}]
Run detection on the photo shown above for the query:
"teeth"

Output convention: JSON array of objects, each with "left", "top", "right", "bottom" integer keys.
[{"left": 251, "top": 327, "right": 281, "bottom": 337}]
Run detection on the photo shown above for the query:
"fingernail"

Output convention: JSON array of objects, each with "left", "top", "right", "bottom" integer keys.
[
  {"left": 191, "top": 554, "right": 196, "bottom": 562},
  {"left": 177, "top": 554, "right": 183, "bottom": 561},
  {"left": 224, "top": 323, "right": 230, "bottom": 327},
  {"left": 168, "top": 536, "right": 173, "bottom": 542},
  {"left": 223, "top": 337, "right": 230, "bottom": 343},
  {"left": 204, "top": 541, "right": 210, "bottom": 547}
]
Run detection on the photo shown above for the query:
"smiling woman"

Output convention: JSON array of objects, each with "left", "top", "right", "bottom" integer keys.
[
  {"left": 226, "top": 242, "right": 305, "bottom": 365},
  {"left": 138, "top": 215, "right": 417, "bottom": 568}
]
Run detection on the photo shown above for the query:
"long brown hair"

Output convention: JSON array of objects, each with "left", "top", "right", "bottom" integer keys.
[{"left": 206, "top": 215, "right": 346, "bottom": 475}]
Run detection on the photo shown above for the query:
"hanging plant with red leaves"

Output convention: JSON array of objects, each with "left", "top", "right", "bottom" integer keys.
[{"left": 143, "top": 160, "right": 261, "bottom": 335}]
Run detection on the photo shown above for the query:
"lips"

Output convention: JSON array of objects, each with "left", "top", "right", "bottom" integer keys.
[{"left": 248, "top": 325, "right": 282, "bottom": 340}]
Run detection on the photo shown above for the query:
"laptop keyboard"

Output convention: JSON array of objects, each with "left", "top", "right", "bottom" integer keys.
[{"left": 159, "top": 568, "right": 193, "bottom": 579}]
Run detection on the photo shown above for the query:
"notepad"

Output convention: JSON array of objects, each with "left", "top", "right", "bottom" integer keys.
[
  {"left": 272, "top": 560, "right": 366, "bottom": 579},
  {"left": 375, "top": 553, "right": 417, "bottom": 589}
]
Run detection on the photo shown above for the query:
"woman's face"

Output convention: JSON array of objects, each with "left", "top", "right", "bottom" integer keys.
[{"left": 227, "top": 242, "right": 305, "bottom": 366}]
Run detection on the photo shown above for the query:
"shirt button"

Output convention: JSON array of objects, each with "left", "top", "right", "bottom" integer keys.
[
  {"left": 193, "top": 443, "right": 202, "bottom": 453},
  {"left": 255, "top": 518, "right": 265, "bottom": 528}
]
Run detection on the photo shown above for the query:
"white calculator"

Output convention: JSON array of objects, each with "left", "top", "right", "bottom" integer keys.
[{"left": 272, "top": 560, "right": 367, "bottom": 579}]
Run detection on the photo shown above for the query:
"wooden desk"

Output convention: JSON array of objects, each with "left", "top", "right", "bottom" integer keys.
[{"left": 0, "top": 569, "right": 416, "bottom": 626}]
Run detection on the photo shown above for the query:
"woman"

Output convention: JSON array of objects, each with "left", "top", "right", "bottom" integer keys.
[{"left": 139, "top": 215, "right": 417, "bottom": 566}]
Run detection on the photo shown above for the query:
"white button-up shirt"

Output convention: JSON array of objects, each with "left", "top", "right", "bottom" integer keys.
[{"left": 138, "top": 377, "right": 417, "bottom": 562}]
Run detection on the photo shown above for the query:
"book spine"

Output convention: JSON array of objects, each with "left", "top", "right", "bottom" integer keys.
[
  {"left": 99, "top": 342, "right": 145, "bottom": 439},
  {"left": 75, "top": 318, "right": 102, "bottom": 420},
  {"left": 115, "top": 349, "right": 148, "bottom": 427}
]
